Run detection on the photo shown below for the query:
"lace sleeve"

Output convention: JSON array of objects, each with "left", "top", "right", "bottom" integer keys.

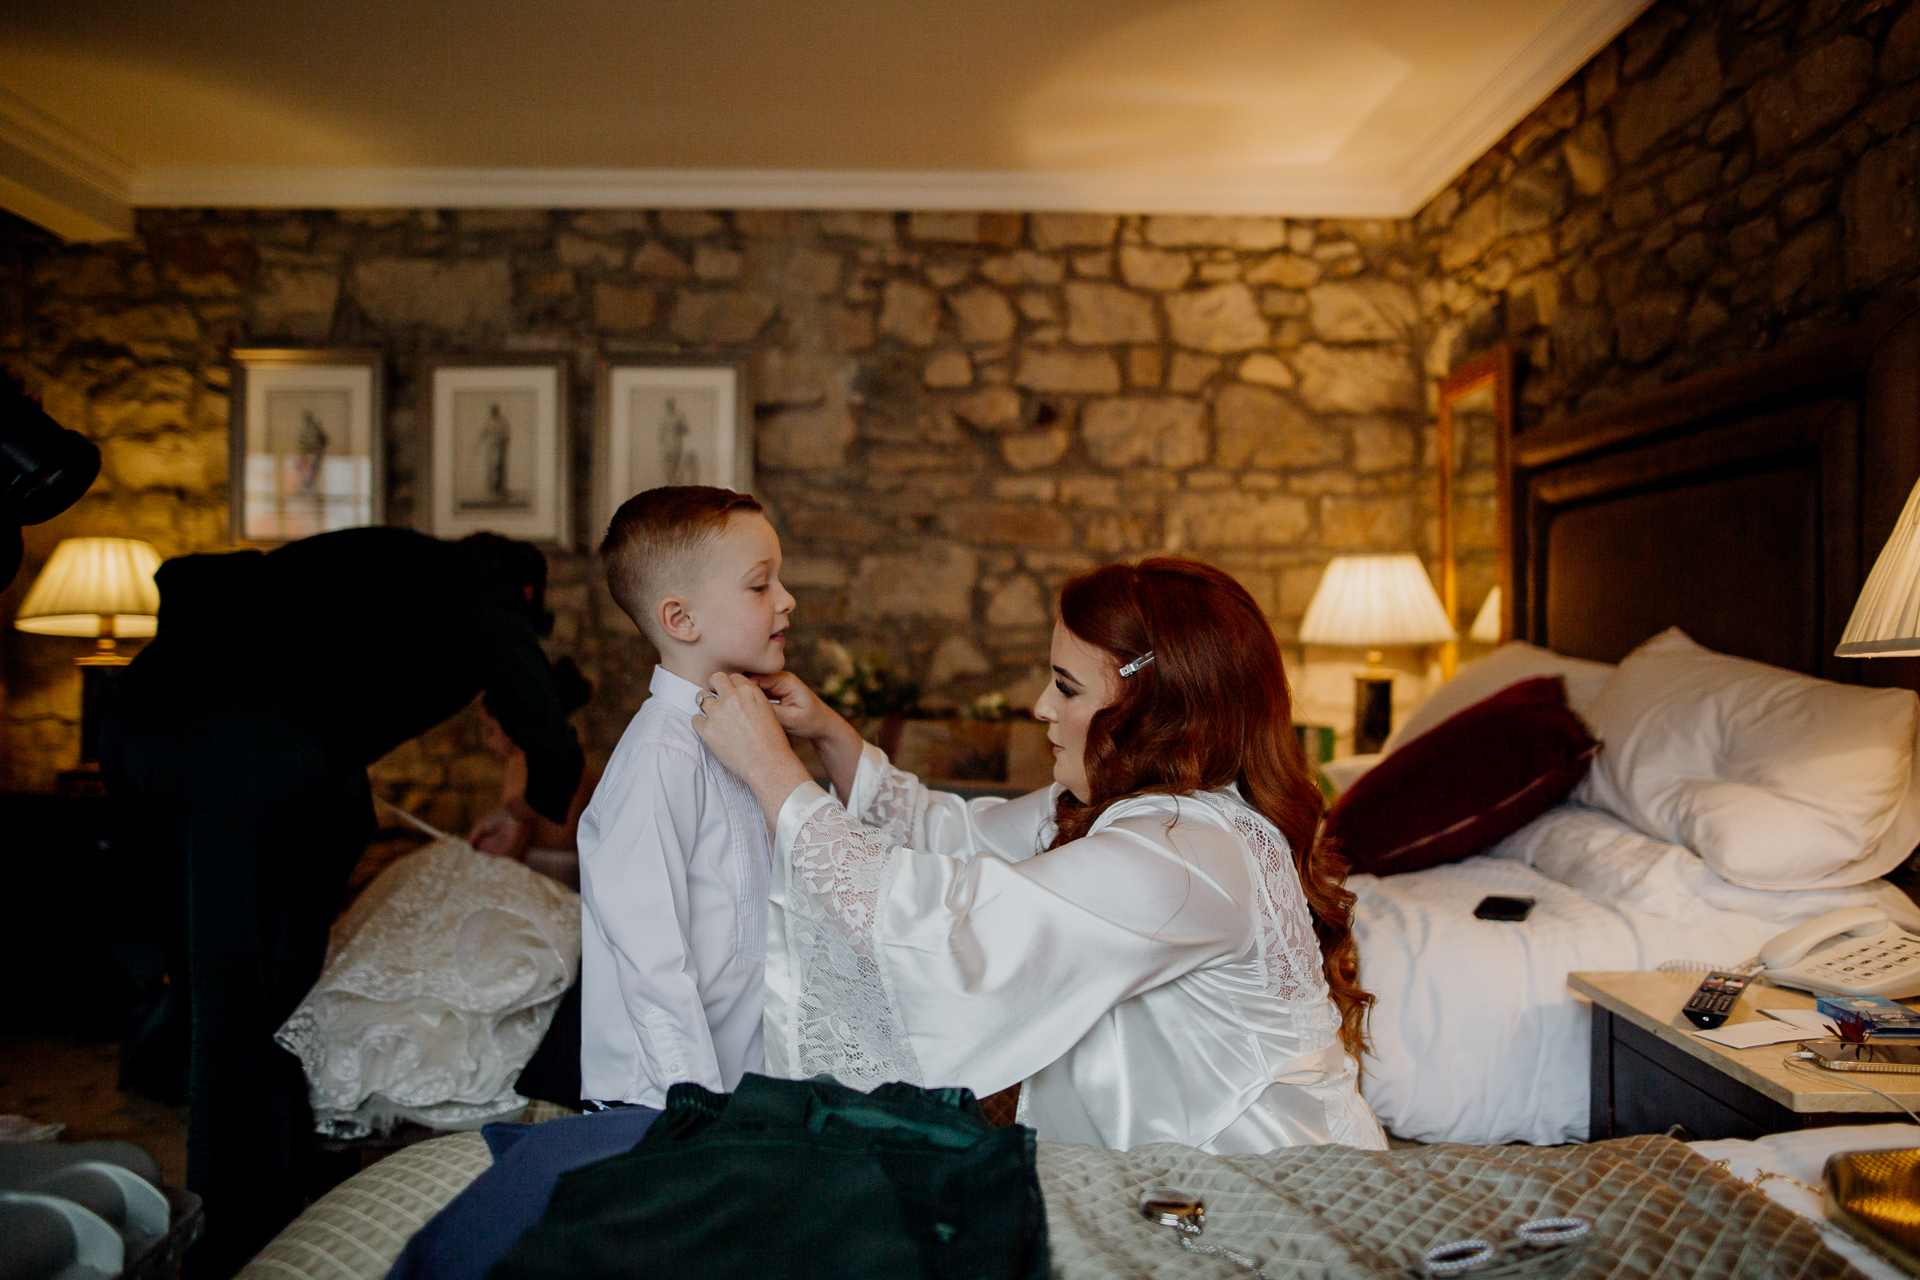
[
  {"left": 768, "top": 794, "right": 923, "bottom": 1090},
  {"left": 1221, "top": 805, "right": 1330, "bottom": 1006},
  {"left": 845, "top": 743, "right": 931, "bottom": 848},
  {"left": 792, "top": 798, "right": 898, "bottom": 940}
]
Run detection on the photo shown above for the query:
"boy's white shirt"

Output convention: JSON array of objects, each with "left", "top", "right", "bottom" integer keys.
[{"left": 577, "top": 665, "right": 771, "bottom": 1106}]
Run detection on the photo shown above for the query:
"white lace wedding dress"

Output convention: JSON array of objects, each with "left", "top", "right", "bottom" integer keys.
[
  {"left": 765, "top": 744, "right": 1385, "bottom": 1153},
  {"left": 276, "top": 838, "right": 580, "bottom": 1138}
]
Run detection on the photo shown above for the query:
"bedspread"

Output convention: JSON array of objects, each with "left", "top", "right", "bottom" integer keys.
[
  {"left": 1039, "top": 1134, "right": 1854, "bottom": 1279},
  {"left": 1353, "top": 803, "right": 1920, "bottom": 1146},
  {"left": 240, "top": 1132, "right": 1864, "bottom": 1280}
]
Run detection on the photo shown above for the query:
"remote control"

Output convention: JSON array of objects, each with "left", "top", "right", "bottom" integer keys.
[{"left": 1683, "top": 971, "right": 1753, "bottom": 1029}]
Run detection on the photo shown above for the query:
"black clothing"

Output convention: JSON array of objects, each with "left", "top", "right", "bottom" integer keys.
[
  {"left": 101, "top": 527, "right": 584, "bottom": 1279},
  {"left": 490, "top": 1075, "right": 1049, "bottom": 1280},
  {"left": 514, "top": 978, "right": 584, "bottom": 1110},
  {"left": 141, "top": 527, "right": 581, "bottom": 821}
]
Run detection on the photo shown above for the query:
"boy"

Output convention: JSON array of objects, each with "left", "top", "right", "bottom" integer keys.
[{"left": 577, "top": 485, "right": 795, "bottom": 1108}]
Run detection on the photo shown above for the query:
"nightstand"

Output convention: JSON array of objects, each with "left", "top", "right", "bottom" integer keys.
[
  {"left": 0, "top": 790, "right": 144, "bottom": 1037},
  {"left": 1573, "top": 970, "right": 1920, "bottom": 1141}
]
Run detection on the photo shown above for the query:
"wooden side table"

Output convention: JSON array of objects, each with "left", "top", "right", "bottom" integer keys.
[{"left": 1572, "top": 970, "right": 1920, "bottom": 1141}]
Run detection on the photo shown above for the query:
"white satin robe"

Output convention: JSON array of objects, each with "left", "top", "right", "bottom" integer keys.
[{"left": 763, "top": 744, "right": 1384, "bottom": 1153}]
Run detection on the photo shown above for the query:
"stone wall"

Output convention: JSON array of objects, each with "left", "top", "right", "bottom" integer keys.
[
  {"left": 7, "top": 0, "right": 1920, "bottom": 809},
  {"left": 1416, "top": 0, "right": 1920, "bottom": 428},
  {"left": 0, "top": 205, "right": 1434, "bottom": 807}
]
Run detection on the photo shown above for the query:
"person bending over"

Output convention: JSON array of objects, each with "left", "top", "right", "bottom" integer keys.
[
  {"left": 101, "top": 528, "right": 582, "bottom": 1277},
  {"left": 696, "top": 557, "right": 1385, "bottom": 1153},
  {"left": 470, "top": 655, "right": 600, "bottom": 889},
  {"left": 577, "top": 486, "right": 794, "bottom": 1111}
]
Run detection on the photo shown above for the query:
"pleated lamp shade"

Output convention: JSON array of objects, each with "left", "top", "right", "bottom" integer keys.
[
  {"left": 1469, "top": 587, "right": 1503, "bottom": 644},
  {"left": 14, "top": 537, "right": 162, "bottom": 638},
  {"left": 1299, "top": 555, "right": 1455, "bottom": 647},
  {"left": 1839, "top": 477, "right": 1920, "bottom": 657}
]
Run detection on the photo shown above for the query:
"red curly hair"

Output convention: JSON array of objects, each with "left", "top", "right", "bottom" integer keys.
[{"left": 1048, "top": 556, "right": 1372, "bottom": 1061}]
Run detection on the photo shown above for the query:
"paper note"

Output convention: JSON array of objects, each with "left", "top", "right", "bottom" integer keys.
[
  {"left": 1696, "top": 1021, "right": 1814, "bottom": 1049},
  {"left": 1761, "top": 1008, "right": 1838, "bottom": 1035}
]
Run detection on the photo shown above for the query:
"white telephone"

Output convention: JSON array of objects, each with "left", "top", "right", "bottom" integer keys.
[{"left": 1759, "top": 907, "right": 1920, "bottom": 999}]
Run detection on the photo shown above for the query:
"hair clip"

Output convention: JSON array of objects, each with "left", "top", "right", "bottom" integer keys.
[{"left": 1118, "top": 651, "right": 1155, "bottom": 678}]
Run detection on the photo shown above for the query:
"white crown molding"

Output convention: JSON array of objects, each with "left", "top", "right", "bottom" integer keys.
[
  {"left": 0, "top": 87, "right": 133, "bottom": 240},
  {"left": 1392, "top": 0, "right": 1655, "bottom": 213},
  {"left": 130, "top": 164, "right": 1409, "bottom": 217},
  {"left": 13, "top": 0, "right": 1649, "bottom": 228}
]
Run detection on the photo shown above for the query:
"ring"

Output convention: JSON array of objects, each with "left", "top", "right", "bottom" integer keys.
[
  {"left": 1516, "top": 1218, "right": 1590, "bottom": 1246},
  {"left": 1422, "top": 1240, "right": 1495, "bottom": 1274}
]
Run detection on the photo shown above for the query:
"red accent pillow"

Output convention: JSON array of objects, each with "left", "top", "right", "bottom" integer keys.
[{"left": 1325, "top": 675, "right": 1600, "bottom": 877}]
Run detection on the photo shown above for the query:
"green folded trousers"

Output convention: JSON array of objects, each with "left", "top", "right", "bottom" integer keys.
[{"left": 488, "top": 1073, "right": 1049, "bottom": 1280}]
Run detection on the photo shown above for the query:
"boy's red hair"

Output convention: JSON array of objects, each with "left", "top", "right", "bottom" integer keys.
[{"left": 599, "top": 486, "right": 763, "bottom": 642}]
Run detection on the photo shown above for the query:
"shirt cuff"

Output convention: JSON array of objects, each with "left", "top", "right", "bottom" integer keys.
[{"left": 774, "top": 780, "right": 834, "bottom": 858}]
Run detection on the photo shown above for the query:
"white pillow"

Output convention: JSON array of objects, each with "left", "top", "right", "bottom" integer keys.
[
  {"left": 1574, "top": 628, "right": 1920, "bottom": 890},
  {"left": 1385, "top": 641, "right": 1616, "bottom": 753}
]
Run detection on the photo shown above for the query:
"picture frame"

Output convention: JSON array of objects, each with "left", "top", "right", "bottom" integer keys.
[
  {"left": 229, "top": 348, "right": 383, "bottom": 546},
  {"left": 595, "top": 361, "right": 750, "bottom": 541},
  {"left": 423, "top": 356, "right": 570, "bottom": 545}
]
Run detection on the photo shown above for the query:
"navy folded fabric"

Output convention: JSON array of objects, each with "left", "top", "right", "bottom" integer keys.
[{"left": 385, "top": 1106, "right": 660, "bottom": 1280}]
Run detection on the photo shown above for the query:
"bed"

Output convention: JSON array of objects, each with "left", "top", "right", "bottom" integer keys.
[
  {"left": 1351, "top": 301, "right": 1920, "bottom": 1146},
  {"left": 239, "top": 1116, "right": 1886, "bottom": 1280}
]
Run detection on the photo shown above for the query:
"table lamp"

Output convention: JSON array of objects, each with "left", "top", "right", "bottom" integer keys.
[
  {"left": 1469, "top": 587, "right": 1503, "bottom": 644},
  {"left": 1299, "top": 554, "right": 1455, "bottom": 754},
  {"left": 14, "top": 536, "right": 161, "bottom": 765},
  {"left": 1838, "top": 476, "right": 1920, "bottom": 658}
]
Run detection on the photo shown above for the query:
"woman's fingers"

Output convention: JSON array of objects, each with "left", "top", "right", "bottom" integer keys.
[
  {"left": 692, "top": 673, "right": 789, "bottom": 773},
  {"left": 748, "top": 670, "right": 838, "bottom": 738},
  {"left": 693, "top": 674, "right": 820, "bottom": 822}
]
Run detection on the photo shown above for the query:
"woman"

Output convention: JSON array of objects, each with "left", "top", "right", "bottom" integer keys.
[{"left": 696, "top": 557, "right": 1384, "bottom": 1152}]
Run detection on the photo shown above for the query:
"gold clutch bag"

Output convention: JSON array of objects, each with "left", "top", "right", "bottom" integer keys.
[{"left": 1825, "top": 1147, "right": 1920, "bottom": 1275}]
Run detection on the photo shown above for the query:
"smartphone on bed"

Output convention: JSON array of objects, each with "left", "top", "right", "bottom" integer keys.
[{"left": 1473, "top": 895, "right": 1535, "bottom": 922}]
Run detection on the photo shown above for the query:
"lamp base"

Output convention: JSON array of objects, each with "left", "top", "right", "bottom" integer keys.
[
  {"left": 76, "top": 657, "right": 128, "bottom": 765},
  {"left": 1352, "top": 673, "right": 1394, "bottom": 755}
]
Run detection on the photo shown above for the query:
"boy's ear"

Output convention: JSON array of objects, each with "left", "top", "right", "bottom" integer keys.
[{"left": 656, "top": 594, "right": 700, "bottom": 645}]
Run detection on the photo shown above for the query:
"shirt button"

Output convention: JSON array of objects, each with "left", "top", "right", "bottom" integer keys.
[{"left": 667, "top": 1063, "right": 683, "bottom": 1073}]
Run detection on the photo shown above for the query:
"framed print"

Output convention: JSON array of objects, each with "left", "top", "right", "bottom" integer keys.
[
  {"left": 596, "top": 362, "right": 749, "bottom": 539},
  {"left": 424, "top": 356, "right": 569, "bottom": 544},
  {"left": 230, "top": 348, "right": 382, "bottom": 545}
]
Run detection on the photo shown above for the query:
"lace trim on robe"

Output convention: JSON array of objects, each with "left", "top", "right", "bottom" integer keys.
[
  {"left": 781, "top": 797, "right": 922, "bottom": 1089},
  {"left": 1206, "top": 795, "right": 1379, "bottom": 1150},
  {"left": 785, "top": 760, "right": 1376, "bottom": 1145}
]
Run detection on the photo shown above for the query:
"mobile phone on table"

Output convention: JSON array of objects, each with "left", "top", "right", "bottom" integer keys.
[
  {"left": 1806, "top": 1040, "right": 1920, "bottom": 1073},
  {"left": 1473, "top": 895, "right": 1535, "bottom": 922}
]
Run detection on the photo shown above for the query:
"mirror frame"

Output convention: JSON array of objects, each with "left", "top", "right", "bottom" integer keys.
[{"left": 1435, "top": 344, "right": 1515, "bottom": 678}]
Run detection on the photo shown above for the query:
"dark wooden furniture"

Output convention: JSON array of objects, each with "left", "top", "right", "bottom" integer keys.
[
  {"left": 1576, "top": 971, "right": 1920, "bottom": 1141},
  {"left": 0, "top": 789, "right": 144, "bottom": 1038},
  {"left": 1501, "top": 301, "right": 1920, "bottom": 698}
]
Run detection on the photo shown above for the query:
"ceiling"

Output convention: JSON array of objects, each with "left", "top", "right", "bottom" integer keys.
[{"left": 0, "top": 0, "right": 1650, "bottom": 241}]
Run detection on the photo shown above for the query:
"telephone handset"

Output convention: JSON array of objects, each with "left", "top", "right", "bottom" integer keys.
[{"left": 1758, "top": 907, "right": 1920, "bottom": 999}]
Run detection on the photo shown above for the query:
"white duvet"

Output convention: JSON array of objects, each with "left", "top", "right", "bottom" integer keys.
[{"left": 1353, "top": 802, "right": 1920, "bottom": 1146}]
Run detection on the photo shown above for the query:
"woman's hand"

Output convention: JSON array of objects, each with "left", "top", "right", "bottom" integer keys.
[
  {"left": 752, "top": 671, "right": 865, "bottom": 799},
  {"left": 468, "top": 805, "right": 532, "bottom": 859},
  {"left": 751, "top": 670, "right": 839, "bottom": 738},
  {"left": 693, "top": 673, "right": 818, "bottom": 828}
]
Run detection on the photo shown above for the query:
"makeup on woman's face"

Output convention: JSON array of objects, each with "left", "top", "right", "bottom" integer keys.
[{"left": 1032, "top": 621, "right": 1121, "bottom": 803}]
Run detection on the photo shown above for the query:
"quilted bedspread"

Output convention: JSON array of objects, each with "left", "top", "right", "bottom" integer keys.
[
  {"left": 1037, "top": 1134, "right": 1857, "bottom": 1279},
  {"left": 240, "top": 1132, "right": 1864, "bottom": 1280}
]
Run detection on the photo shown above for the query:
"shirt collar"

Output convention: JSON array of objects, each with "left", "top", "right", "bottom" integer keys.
[{"left": 649, "top": 665, "right": 707, "bottom": 717}]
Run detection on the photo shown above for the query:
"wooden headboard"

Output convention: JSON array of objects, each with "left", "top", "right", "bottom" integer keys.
[{"left": 1505, "top": 301, "right": 1920, "bottom": 696}]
